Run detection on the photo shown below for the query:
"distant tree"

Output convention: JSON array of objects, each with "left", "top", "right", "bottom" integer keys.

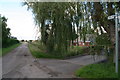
[
  {"left": 29, "top": 40, "right": 32, "bottom": 42},
  {"left": 2, "top": 16, "right": 11, "bottom": 47},
  {"left": 2, "top": 16, "right": 19, "bottom": 47},
  {"left": 21, "top": 40, "right": 24, "bottom": 42}
]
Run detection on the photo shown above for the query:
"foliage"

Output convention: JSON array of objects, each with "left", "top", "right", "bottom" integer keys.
[
  {"left": 75, "top": 62, "right": 118, "bottom": 78},
  {"left": 96, "top": 33, "right": 111, "bottom": 46},
  {"left": 89, "top": 33, "right": 112, "bottom": 61},
  {"left": 23, "top": 2, "right": 81, "bottom": 56},
  {"left": 21, "top": 40, "right": 24, "bottom": 42},
  {"left": 28, "top": 42, "right": 63, "bottom": 59},
  {"left": 2, "top": 16, "right": 19, "bottom": 48},
  {"left": 1, "top": 43, "right": 21, "bottom": 56},
  {"left": 29, "top": 40, "right": 32, "bottom": 43},
  {"left": 28, "top": 41, "right": 87, "bottom": 59},
  {"left": 66, "top": 46, "right": 87, "bottom": 57},
  {"left": 23, "top": 2, "right": 120, "bottom": 62}
]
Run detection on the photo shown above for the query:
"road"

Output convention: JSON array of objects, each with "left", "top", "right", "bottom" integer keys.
[{"left": 2, "top": 43, "right": 106, "bottom": 78}]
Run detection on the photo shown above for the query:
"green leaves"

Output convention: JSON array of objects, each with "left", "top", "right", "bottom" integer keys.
[
  {"left": 23, "top": 2, "right": 119, "bottom": 58},
  {"left": 25, "top": 2, "right": 79, "bottom": 55},
  {"left": 96, "top": 33, "right": 111, "bottom": 46},
  {"left": 2, "top": 16, "right": 19, "bottom": 48}
]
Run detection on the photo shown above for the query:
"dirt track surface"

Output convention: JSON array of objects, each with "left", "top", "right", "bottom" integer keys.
[{"left": 2, "top": 43, "right": 106, "bottom": 78}]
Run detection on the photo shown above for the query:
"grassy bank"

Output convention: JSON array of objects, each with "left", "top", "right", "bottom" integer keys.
[
  {"left": 0, "top": 43, "right": 21, "bottom": 56},
  {"left": 28, "top": 42, "right": 62, "bottom": 59},
  {"left": 75, "top": 62, "right": 118, "bottom": 78},
  {"left": 28, "top": 42, "right": 86, "bottom": 59}
]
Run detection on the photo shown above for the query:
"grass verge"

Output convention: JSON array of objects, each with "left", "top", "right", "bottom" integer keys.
[
  {"left": 28, "top": 42, "right": 87, "bottom": 59},
  {"left": 28, "top": 43, "right": 63, "bottom": 59},
  {"left": 75, "top": 62, "right": 118, "bottom": 78},
  {"left": 0, "top": 43, "right": 21, "bottom": 56},
  {"left": 28, "top": 41, "right": 88, "bottom": 59}
]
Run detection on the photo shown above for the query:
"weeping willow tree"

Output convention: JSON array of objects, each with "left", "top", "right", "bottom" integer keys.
[
  {"left": 23, "top": 2, "right": 81, "bottom": 56},
  {"left": 23, "top": 1, "right": 120, "bottom": 60}
]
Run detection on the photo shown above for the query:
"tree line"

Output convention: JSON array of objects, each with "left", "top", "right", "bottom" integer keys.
[
  {"left": 1, "top": 16, "right": 19, "bottom": 48},
  {"left": 23, "top": 2, "right": 120, "bottom": 60}
]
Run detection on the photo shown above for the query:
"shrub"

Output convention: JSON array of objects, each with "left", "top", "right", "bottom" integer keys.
[
  {"left": 65, "top": 46, "right": 87, "bottom": 57},
  {"left": 2, "top": 38, "right": 19, "bottom": 48},
  {"left": 21, "top": 40, "right": 24, "bottom": 42}
]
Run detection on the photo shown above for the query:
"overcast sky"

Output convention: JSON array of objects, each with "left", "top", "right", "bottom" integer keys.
[{"left": 0, "top": 0, "right": 39, "bottom": 40}]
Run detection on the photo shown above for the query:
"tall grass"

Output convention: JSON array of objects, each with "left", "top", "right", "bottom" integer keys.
[
  {"left": 28, "top": 42, "right": 62, "bottom": 59},
  {"left": 28, "top": 41, "right": 87, "bottom": 59}
]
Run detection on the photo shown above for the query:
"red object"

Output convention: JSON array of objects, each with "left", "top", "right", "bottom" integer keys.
[{"left": 73, "top": 41, "right": 91, "bottom": 46}]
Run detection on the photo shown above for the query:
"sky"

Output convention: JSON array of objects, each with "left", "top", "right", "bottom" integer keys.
[{"left": 0, "top": 0, "right": 39, "bottom": 40}]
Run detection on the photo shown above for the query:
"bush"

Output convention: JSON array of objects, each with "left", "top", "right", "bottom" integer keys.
[
  {"left": 64, "top": 46, "right": 87, "bottom": 57},
  {"left": 29, "top": 40, "right": 32, "bottom": 42},
  {"left": 2, "top": 38, "right": 19, "bottom": 48},
  {"left": 21, "top": 40, "right": 24, "bottom": 42}
]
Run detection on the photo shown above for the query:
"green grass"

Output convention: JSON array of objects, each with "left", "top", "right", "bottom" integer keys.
[
  {"left": 28, "top": 43, "right": 63, "bottom": 59},
  {"left": 66, "top": 46, "right": 87, "bottom": 57},
  {"left": 0, "top": 43, "right": 21, "bottom": 56},
  {"left": 28, "top": 41, "right": 88, "bottom": 59},
  {"left": 75, "top": 62, "right": 118, "bottom": 78}
]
